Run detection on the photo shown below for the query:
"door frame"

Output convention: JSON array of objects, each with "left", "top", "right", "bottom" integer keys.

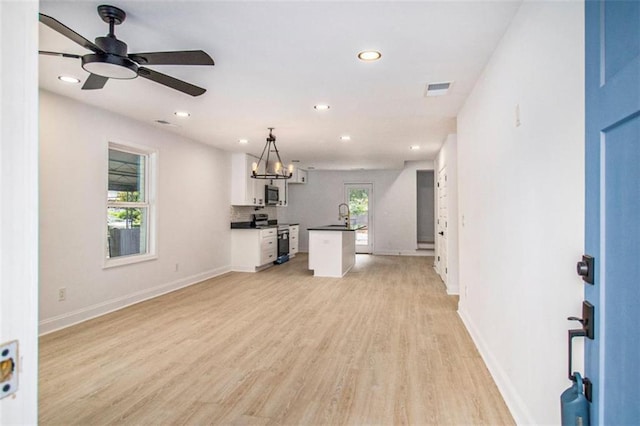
[
  {"left": 435, "top": 166, "right": 447, "bottom": 280},
  {"left": 344, "top": 182, "right": 374, "bottom": 254},
  {"left": 0, "top": 1, "right": 40, "bottom": 423},
  {"left": 416, "top": 169, "right": 436, "bottom": 248}
]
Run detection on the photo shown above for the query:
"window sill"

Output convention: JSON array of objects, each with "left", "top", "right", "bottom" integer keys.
[{"left": 103, "top": 253, "right": 158, "bottom": 269}]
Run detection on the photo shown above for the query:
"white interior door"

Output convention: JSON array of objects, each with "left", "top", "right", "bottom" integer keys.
[
  {"left": 437, "top": 168, "right": 448, "bottom": 282},
  {"left": 344, "top": 183, "right": 373, "bottom": 254}
]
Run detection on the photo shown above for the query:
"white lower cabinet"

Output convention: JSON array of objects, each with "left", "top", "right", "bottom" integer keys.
[
  {"left": 289, "top": 225, "right": 299, "bottom": 256},
  {"left": 231, "top": 228, "right": 277, "bottom": 272}
]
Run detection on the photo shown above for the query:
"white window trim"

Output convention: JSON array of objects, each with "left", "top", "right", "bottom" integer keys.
[{"left": 104, "top": 141, "right": 158, "bottom": 269}]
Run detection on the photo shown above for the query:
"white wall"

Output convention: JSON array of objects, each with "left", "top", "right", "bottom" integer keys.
[
  {"left": 281, "top": 161, "right": 434, "bottom": 255},
  {"left": 1, "top": 1, "right": 39, "bottom": 423},
  {"left": 39, "top": 90, "right": 232, "bottom": 333},
  {"left": 456, "top": 2, "right": 584, "bottom": 424}
]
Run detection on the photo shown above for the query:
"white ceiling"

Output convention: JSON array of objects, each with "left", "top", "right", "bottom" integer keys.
[{"left": 39, "top": 1, "right": 521, "bottom": 170}]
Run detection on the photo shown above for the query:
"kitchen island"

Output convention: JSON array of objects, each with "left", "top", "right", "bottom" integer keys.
[{"left": 307, "top": 225, "right": 363, "bottom": 277}]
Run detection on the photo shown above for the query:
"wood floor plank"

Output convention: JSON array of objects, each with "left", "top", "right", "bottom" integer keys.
[{"left": 39, "top": 254, "right": 514, "bottom": 425}]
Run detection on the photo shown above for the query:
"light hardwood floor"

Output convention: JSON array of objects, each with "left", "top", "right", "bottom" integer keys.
[{"left": 39, "top": 254, "right": 514, "bottom": 425}]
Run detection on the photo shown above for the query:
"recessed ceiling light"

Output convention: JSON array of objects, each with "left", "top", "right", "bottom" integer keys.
[
  {"left": 238, "top": 139, "right": 249, "bottom": 144},
  {"left": 358, "top": 50, "right": 382, "bottom": 62},
  {"left": 58, "top": 75, "right": 80, "bottom": 84},
  {"left": 340, "top": 135, "right": 351, "bottom": 141},
  {"left": 410, "top": 145, "right": 421, "bottom": 150},
  {"left": 174, "top": 111, "right": 190, "bottom": 118},
  {"left": 314, "top": 104, "right": 330, "bottom": 111}
]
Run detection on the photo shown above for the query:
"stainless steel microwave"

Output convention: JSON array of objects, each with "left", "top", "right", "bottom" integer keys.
[{"left": 265, "top": 185, "right": 279, "bottom": 205}]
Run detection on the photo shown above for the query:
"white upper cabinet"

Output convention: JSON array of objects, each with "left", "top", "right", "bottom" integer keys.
[
  {"left": 289, "top": 167, "right": 308, "bottom": 184},
  {"left": 231, "top": 153, "right": 265, "bottom": 206}
]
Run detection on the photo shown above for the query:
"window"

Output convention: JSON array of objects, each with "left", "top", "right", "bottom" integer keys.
[{"left": 106, "top": 143, "right": 156, "bottom": 266}]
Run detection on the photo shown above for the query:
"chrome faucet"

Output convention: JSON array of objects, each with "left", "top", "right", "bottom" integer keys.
[{"left": 338, "top": 203, "right": 351, "bottom": 227}]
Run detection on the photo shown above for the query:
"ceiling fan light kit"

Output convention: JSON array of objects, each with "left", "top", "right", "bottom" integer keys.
[
  {"left": 251, "top": 128, "right": 293, "bottom": 180},
  {"left": 81, "top": 54, "right": 138, "bottom": 79},
  {"left": 39, "top": 4, "right": 215, "bottom": 96}
]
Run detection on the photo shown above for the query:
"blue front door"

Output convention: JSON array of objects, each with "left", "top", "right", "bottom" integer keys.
[{"left": 584, "top": 1, "right": 640, "bottom": 423}]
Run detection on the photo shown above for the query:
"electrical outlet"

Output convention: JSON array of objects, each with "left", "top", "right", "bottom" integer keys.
[
  {"left": 58, "top": 287, "right": 66, "bottom": 302},
  {"left": 174, "top": 263, "right": 179, "bottom": 272},
  {"left": 1, "top": 340, "right": 18, "bottom": 400},
  {"left": 515, "top": 103, "right": 521, "bottom": 127}
]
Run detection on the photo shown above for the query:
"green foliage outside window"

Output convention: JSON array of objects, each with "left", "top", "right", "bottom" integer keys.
[
  {"left": 349, "top": 189, "right": 369, "bottom": 217},
  {"left": 108, "top": 191, "right": 142, "bottom": 228}
]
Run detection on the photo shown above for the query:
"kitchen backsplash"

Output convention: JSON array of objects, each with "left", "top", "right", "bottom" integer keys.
[{"left": 230, "top": 206, "right": 279, "bottom": 223}]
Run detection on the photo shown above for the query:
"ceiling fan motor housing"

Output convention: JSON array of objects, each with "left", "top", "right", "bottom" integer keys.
[
  {"left": 95, "top": 35, "right": 128, "bottom": 56},
  {"left": 83, "top": 27, "right": 138, "bottom": 79}
]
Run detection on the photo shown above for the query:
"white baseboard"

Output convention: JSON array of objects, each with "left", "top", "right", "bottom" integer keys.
[
  {"left": 230, "top": 262, "right": 277, "bottom": 273},
  {"left": 446, "top": 285, "right": 459, "bottom": 295},
  {"left": 374, "top": 250, "right": 435, "bottom": 257},
  {"left": 457, "top": 307, "right": 533, "bottom": 425},
  {"left": 301, "top": 248, "right": 435, "bottom": 257},
  {"left": 39, "top": 265, "right": 231, "bottom": 335},
  {"left": 230, "top": 265, "right": 257, "bottom": 273},
  {"left": 417, "top": 243, "right": 435, "bottom": 250}
]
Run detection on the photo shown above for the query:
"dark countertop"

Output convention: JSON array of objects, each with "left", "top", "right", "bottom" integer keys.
[
  {"left": 307, "top": 224, "right": 366, "bottom": 231},
  {"left": 230, "top": 221, "right": 299, "bottom": 229},
  {"left": 230, "top": 221, "right": 277, "bottom": 229}
]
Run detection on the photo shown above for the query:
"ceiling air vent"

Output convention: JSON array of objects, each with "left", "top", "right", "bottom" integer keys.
[{"left": 425, "top": 81, "right": 452, "bottom": 97}]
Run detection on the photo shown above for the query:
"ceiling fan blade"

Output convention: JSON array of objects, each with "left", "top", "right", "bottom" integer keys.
[
  {"left": 39, "top": 50, "right": 81, "bottom": 59},
  {"left": 129, "top": 50, "right": 214, "bottom": 66},
  {"left": 82, "top": 74, "right": 109, "bottom": 90},
  {"left": 39, "top": 13, "right": 103, "bottom": 53},
  {"left": 137, "top": 67, "right": 206, "bottom": 97}
]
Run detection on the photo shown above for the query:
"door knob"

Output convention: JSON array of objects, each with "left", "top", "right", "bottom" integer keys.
[
  {"left": 567, "top": 316, "right": 585, "bottom": 325},
  {"left": 438, "top": 231, "right": 444, "bottom": 236},
  {"left": 567, "top": 301, "right": 595, "bottom": 340},
  {"left": 566, "top": 301, "right": 595, "bottom": 384}
]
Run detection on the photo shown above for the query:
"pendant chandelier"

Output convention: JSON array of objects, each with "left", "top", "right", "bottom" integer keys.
[{"left": 251, "top": 127, "right": 293, "bottom": 180}]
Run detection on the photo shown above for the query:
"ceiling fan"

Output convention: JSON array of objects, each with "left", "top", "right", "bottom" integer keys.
[{"left": 39, "top": 4, "right": 214, "bottom": 97}]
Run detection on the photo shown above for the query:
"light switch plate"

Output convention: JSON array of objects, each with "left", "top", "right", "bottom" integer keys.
[{"left": 0, "top": 340, "right": 18, "bottom": 400}]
